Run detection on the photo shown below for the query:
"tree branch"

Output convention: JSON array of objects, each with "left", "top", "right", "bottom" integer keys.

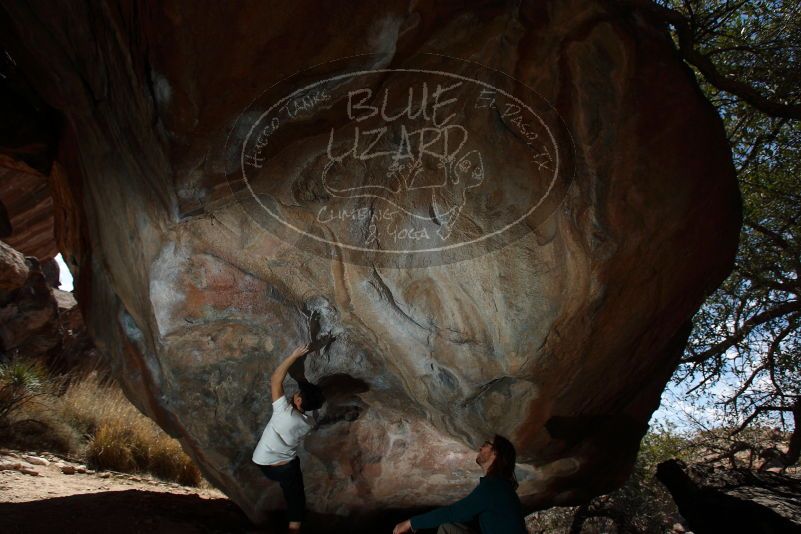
[
  {"left": 620, "top": 0, "right": 801, "bottom": 119},
  {"left": 739, "top": 269, "right": 800, "bottom": 295},
  {"left": 765, "top": 317, "right": 798, "bottom": 397},
  {"left": 732, "top": 404, "right": 795, "bottom": 435},
  {"left": 736, "top": 118, "right": 788, "bottom": 173},
  {"left": 745, "top": 220, "right": 793, "bottom": 251},
  {"left": 682, "top": 300, "right": 801, "bottom": 363},
  {"left": 726, "top": 363, "right": 767, "bottom": 404},
  {"left": 785, "top": 398, "right": 801, "bottom": 466}
]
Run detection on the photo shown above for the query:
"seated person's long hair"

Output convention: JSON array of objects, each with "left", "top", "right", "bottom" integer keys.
[{"left": 487, "top": 434, "right": 518, "bottom": 490}]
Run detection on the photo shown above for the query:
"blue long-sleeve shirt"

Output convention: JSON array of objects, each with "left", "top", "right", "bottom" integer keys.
[{"left": 410, "top": 476, "right": 526, "bottom": 533}]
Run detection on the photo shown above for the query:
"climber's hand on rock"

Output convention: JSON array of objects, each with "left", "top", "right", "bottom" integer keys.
[
  {"left": 291, "top": 343, "right": 311, "bottom": 358},
  {"left": 392, "top": 520, "right": 412, "bottom": 534}
]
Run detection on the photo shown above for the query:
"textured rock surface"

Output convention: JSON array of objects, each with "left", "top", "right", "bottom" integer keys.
[
  {"left": 0, "top": 242, "right": 59, "bottom": 359},
  {"left": 657, "top": 459, "right": 801, "bottom": 533},
  {"left": 0, "top": 54, "right": 61, "bottom": 260},
  {"left": 2, "top": 0, "right": 740, "bottom": 525},
  {"left": 0, "top": 156, "right": 57, "bottom": 261},
  {"left": 0, "top": 239, "right": 94, "bottom": 369},
  {"left": 0, "top": 240, "right": 28, "bottom": 292}
]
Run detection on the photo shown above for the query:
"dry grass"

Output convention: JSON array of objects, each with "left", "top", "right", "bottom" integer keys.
[
  {"left": 63, "top": 373, "right": 202, "bottom": 486},
  {"left": 0, "top": 365, "right": 201, "bottom": 486},
  {"left": 0, "top": 360, "right": 81, "bottom": 453}
]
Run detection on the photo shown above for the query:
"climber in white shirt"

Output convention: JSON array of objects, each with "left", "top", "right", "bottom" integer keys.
[{"left": 253, "top": 342, "right": 325, "bottom": 533}]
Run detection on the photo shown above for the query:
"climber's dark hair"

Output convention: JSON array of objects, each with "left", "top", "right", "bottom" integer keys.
[
  {"left": 486, "top": 434, "right": 518, "bottom": 490},
  {"left": 297, "top": 381, "right": 325, "bottom": 412}
]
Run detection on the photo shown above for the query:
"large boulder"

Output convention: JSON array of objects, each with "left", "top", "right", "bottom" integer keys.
[{"left": 1, "top": 0, "right": 740, "bottom": 526}]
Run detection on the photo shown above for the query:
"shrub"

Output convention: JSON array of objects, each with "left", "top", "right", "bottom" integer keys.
[
  {"left": 0, "top": 359, "right": 48, "bottom": 429},
  {"left": 65, "top": 373, "right": 202, "bottom": 485},
  {"left": 0, "top": 361, "right": 202, "bottom": 486},
  {"left": 148, "top": 436, "right": 202, "bottom": 486},
  {"left": 59, "top": 371, "right": 122, "bottom": 438},
  {"left": 85, "top": 420, "right": 138, "bottom": 472}
]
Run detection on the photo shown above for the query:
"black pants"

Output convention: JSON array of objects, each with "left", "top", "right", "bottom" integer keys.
[{"left": 259, "top": 457, "right": 306, "bottom": 523}]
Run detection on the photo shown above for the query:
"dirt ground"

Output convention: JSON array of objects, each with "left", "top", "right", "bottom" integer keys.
[
  {"left": 0, "top": 449, "right": 420, "bottom": 533},
  {"left": 0, "top": 449, "right": 257, "bottom": 534}
]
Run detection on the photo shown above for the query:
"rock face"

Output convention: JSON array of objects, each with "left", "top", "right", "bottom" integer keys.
[
  {"left": 1, "top": 0, "right": 740, "bottom": 526},
  {"left": 0, "top": 240, "right": 94, "bottom": 370},
  {"left": 0, "top": 50, "right": 61, "bottom": 260},
  {"left": 657, "top": 459, "right": 801, "bottom": 533},
  {"left": 0, "top": 156, "right": 57, "bottom": 260},
  {"left": 0, "top": 241, "right": 60, "bottom": 360}
]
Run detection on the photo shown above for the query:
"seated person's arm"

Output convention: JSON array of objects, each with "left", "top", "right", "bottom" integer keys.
[
  {"left": 271, "top": 343, "right": 310, "bottom": 402},
  {"left": 404, "top": 480, "right": 488, "bottom": 531}
]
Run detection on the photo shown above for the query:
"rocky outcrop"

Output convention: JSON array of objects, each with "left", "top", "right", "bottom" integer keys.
[
  {"left": 0, "top": 241, "right": 59, "bottom": 360},
  {"left": 0, "top": 240, "right": 94, "bottom": 370},
  {"left": 0, "top": 13, "right": 91, "bottom": 370},
  {"left": 1, "top": 0, "right": 741, "bottom": 525},
  {"left": 657, "top": 459, "right": 801, "bottom": 533},
  {"left": 0, "top": 50, "right": 61, "bottom": 260},
  {"left": 0, "top": 240, "right": 28, "bottom": 292},
  {"left": 0, "top": 156, "right": 57, "bottom": 260}
]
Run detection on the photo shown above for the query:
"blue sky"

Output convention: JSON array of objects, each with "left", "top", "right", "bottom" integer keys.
[{"left": 55, "top": 253, "right": 73, "bottom": 291}]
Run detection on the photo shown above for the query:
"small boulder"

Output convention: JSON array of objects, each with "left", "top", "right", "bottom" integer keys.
[
  {"left": 22, "top": 455, "right": 49, "bottom": 466},
  {"left": 0, "top": 462, "right": 23, "bottom": 471},
  {"left": 60, "top": 465, "right": 76, "bottom": 475}
]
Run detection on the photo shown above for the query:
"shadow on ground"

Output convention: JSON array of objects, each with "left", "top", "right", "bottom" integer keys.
[
  {"left": 0, "top": 490, "right": 251, "bottom": 534},
  {"left": 0, "top": 490, "right": 435, "bottom": 533}
]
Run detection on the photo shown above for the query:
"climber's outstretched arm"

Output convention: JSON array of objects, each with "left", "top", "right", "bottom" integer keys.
[{"left": 271, "top": 343, "right": 311, "bottom": 402}]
